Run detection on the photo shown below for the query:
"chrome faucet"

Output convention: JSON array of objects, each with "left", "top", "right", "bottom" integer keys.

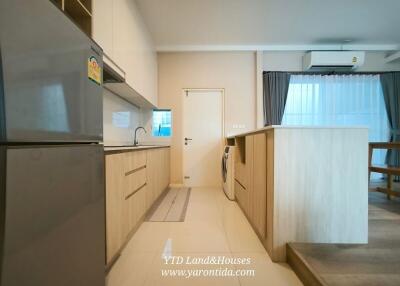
[{"left": 134, "top": 126, "right": 147, "bottom": 146}]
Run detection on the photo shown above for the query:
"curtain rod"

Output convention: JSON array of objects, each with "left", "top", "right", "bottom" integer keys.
[{"left": 263, "top": 71, "right": 399, "bottom": 75}]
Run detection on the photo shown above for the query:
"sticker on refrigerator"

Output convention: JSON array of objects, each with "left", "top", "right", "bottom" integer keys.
[{"left": 88, "top": 56, "right": 102, "bottom": 85}]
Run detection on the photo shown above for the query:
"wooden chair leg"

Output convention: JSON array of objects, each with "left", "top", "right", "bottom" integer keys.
[
  {"left": 387, "top": 174, "right": 392, "bottom": 200},
  {"left": 368, "top": 145, "right": 373, "bottom": 183}
]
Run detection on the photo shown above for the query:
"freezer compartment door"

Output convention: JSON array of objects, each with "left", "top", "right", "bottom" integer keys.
[
  {"left": 0, "top": 0, "right": 103, "bottom": 142},
  {"left": 1, "top": 145, "right": 105, "bottom": 286}
]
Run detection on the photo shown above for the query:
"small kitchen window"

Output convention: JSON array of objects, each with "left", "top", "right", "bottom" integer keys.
[{"left": 152, "top": 109, "right": 172, "bottom": 137}]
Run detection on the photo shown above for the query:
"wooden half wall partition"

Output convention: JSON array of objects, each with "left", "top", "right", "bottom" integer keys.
[{"left": 232, "top": 126, "right": 369, "bottom": 262}]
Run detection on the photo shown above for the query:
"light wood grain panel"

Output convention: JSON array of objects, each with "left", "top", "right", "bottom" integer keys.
[
  {"left": 105, "top": 147, "right": 170, "bottom": 267},
  {"left": 123, "top": 150, "right": 146, "bottom": 174},
  {"left": 125, "top": 167, "right": 147, "bottom": 199},
  {"left": 132, "top": 184, "right": 146, "bottom": 226},
  {"left": 163, "top": 148, "right": 171, "bottom": 190},
  {"left": 155, "top": 149, "right": 163, "bottom": 197},
  {"left": 234, "top": 137, "right": 248, "bottom": 189},
  {"left": 146, "top": 149, "right": 157, "bottom": 210},
  {"left": 272, "top": 128, "right": 369, "bottom": 262},
  {"left": 265, "top": 130, "right": 275, "bottom": 258},
  {"left": 123, "top": 183, "right": 147, "bottom": 239},
  {"left": 252, "top": 133, "right": 267, "bottom": 239},
  {"left": 105, "top": 153, "right": 124, "bottom": 264},
  {"left": 234, "top": 180, "right": 246, "bottom": 208},
  {"left": 244, "top": 135, "right": 254, "bottom": 219},
  {"left": 165, "top": 148, "right": 171, "bottom": 189},
  {"left": 234, "top": 136, "right": 254, "bottom": 219}
]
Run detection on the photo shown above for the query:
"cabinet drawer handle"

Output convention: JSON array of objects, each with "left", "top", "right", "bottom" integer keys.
[
  {"left": 125, "top": 165, "right": 146, "bottom": 176},
  {"left": 234, "top": 179, "right": 246, "bottom": 190},
  {"left": 125, "top": 183, "right": 147, "bottom": 200}
]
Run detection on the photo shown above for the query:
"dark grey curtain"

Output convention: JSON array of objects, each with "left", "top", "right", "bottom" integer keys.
[
  {"left": 263, "top": 72, "right": 291, "bottom": 126},
  {"left": 380, "top": 72, "right": 400, "bottom": 170}
]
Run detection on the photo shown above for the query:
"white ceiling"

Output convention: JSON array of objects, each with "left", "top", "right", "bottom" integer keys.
[{"left": 135, "top": 0, "right": 400, "bottom": 51}]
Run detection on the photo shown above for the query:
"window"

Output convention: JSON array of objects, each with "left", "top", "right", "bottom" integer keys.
[
  {"left": 282, "top": 74, "right": 390, "bottom": 178},
  {"left": 152, "top": 109, "right": 172, "bottom": 137}
]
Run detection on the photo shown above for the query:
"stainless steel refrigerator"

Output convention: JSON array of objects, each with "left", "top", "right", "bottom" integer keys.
[{"left": 0, "top": 0, "right": 105, "bottom": 285}]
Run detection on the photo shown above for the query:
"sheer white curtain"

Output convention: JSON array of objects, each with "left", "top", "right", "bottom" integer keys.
[{"left": 282, "top": 74, "right": 390, "bottom": 179}]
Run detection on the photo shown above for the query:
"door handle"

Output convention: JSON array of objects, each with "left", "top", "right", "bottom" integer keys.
[{"left": 184, "top": 137, "right": 192, "bottom": 145}]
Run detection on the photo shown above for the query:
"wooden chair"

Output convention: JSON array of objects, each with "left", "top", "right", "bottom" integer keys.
[{"left": 369, "top": 142, "right": 400, "bottom": 199}]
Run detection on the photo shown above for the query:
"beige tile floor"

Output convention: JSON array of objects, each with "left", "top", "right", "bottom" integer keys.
[{"left": 106, "top": 187, "right": 302, "bottom": 286}]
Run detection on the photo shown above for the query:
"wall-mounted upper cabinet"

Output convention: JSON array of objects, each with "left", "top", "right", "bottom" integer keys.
[
  {"left": 53, "top": 0, "right": 93, "bottom": 37},
  {"left": 92, "top": 0, "right": 158, "bottom": 107},
  {"left": 92, "top": 0, "right": 113, "bottom": 57}
]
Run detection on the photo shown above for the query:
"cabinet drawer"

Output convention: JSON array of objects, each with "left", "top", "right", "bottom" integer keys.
[
  {"left": 235, "top": 179, "right": 249, "bottom": 216},
  {"left": 125, "top": 167, "right": 147, "bottom": 199},
  {"left": 123, "top": 150, "right": 147, "bottom": 173},
  {"left": 235, "top": 179, "right": 246, "bottom": 202},
  {"left": 123, "top": 183, "right": 146, "bottom": 238}
]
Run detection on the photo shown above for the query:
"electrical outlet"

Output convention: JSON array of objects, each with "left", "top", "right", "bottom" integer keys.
[{"left": 232, "top": 124, "right": 246, "bottom": 129}]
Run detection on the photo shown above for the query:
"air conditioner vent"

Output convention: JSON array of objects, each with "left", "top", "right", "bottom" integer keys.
[{"left": 303, "top": 51, "right": 365, "bottom": 71}]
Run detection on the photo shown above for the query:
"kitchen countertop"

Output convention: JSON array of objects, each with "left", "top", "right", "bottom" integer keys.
[
  {"left": 103, "top": 145, "right": 170, "bottom": 154},
  {"left": 226, "top": 125, "right": 368, "bottom": 139}
]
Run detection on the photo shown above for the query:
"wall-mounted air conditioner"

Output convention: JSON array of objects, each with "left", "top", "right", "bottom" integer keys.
[{"left": 303, "top": 51, "right": 365, "bottom": 71}]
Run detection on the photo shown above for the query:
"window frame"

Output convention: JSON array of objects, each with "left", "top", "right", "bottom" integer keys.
[{"left": 152, "top": 109, "right": 172, "bottom": 137}]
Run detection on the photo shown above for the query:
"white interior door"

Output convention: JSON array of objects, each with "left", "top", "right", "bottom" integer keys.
[{"left": 183, "top": 90, "right": 224, "bottom": 187}]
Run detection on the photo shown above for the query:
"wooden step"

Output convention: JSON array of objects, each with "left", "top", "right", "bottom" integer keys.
[{"left": 287, "top": 243, "right": 327, "bottom": 286}]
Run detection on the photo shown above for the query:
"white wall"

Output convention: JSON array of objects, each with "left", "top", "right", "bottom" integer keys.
[
  {"left": 103, "top": 89, "right": 142, "bottom": 145},
  {"left": 158, "top": 52, "right": 257, "bottom": 184},
  {"left": 263, "top": 51, "right": 400, "bottom": 71}
]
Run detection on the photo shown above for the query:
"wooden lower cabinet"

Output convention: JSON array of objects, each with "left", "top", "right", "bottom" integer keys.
[
  {"left": 105, "top": 147, "right": 170, "bottom": 265},
  {"left": 252, "top": 133, "right": 267, "bottom": 239},
  {"left": 234, "top": 135, "right": 253, "bottom": 218},
  {"left": 234, "top": 134, "right": 267, "bottom": 240},
  {"left": 145, "top": 149, "right": 158, "bottom": 210},
  {"left": 105, "top": 153, "right": 124, "bottom": 265}
]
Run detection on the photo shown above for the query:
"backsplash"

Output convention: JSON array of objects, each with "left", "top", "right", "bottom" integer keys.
[
  {"left": 103, "top": 89, "right": 142, "bottom": 146},
  {"left": 103, "top": 89, "right": 172, "bottom": 146}
]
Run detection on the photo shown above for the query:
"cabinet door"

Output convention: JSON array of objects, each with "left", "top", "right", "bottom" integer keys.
[
  {"left": 125, "top": 168, "right": 146, "bottom": 199},
  {"left": 125, "top": 183, "right": 146, "bottom": 231},
  {"left": 122, "top": 151, "right": 148, "bottom": 236},
  {"left": 252, "top": 133, "right": 267, "bottom": 239},
  {"left": 105, "top": 153, "right": 124, "bottom": 264},
  {"left": 133, "top": 185, "right": 147, "bottom": 223},
  {"left": 234, "top": 136, "right": 253, "bottom": 217},
  {"left": 92, "top": 0, "right": 113, "bottom": 57},
  {"left": 146, "top": 149, "right": 157, "bottom": 210},
  {"left": 123, "top": 150, "right": 146, "bottom": 174},
  {"left": 145, "top": 148, "right": 170, "bottom": 210},
  {"left": 164, "top": 148, "right": 170, "bottom": 189},
  {"left": 157, "top": 149, "right": 165, "bottom": 196},
  {"left": 235, "top": 180, "right": 247, "bottom": 210},
  {"left": 113, "top": 0, "right": 158, "bottom": 106},
  {"left": 244, "top": 135, "right": 254, "bottom": 218},
  {"left": 234, "top": 138, "right": 248, "bottom": 189}
]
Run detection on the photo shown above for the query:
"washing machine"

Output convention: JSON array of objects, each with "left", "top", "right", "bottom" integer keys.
[{"left": 222, "top": 146, "right": 235, "bottom": 200}]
